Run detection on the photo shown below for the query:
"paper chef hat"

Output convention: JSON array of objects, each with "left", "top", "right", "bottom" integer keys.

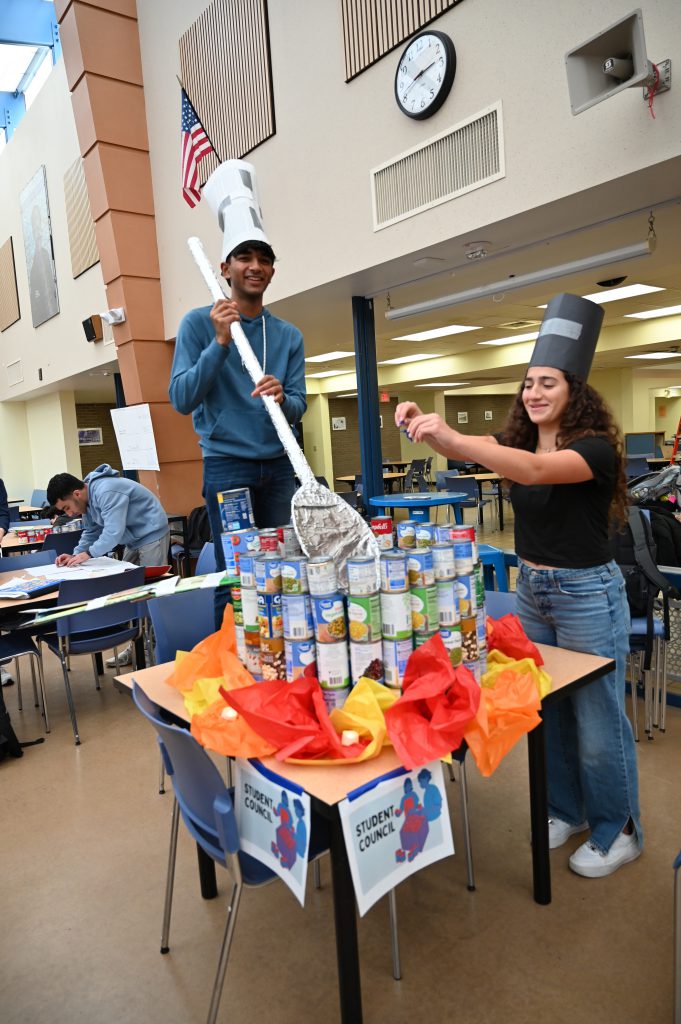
[
  {"left": 202, "top": 159, "right": 270, "bottom": 262},
  {"left": 528, "top": 293, "right": 605, "bottom": 381}
]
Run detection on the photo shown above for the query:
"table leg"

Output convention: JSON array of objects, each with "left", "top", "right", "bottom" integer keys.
[
  {"left": 497, "top": 482, "right": 504, "bottom": 531},
  {"left": 329, "top": 812, "right": 363, "bottom": 1024},
  {"left": 196, "top": 843, "right": 218, "bottom": 899},
  {"left": 527, "top": 719, "right": 551, "bottom": 904}
]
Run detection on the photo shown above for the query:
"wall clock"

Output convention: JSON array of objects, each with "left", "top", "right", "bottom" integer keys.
[{"left": 394, "top": 30, "right": 457, "bottom": 120}]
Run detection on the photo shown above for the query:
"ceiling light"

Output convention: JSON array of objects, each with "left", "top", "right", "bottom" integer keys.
[
  {"left": 478, "top": 331, "right": 539, "bottom": 347},
  {"left": 377, "top": 353, "right": 445, "bottom": 366},
  {"left": 625, "top": 352, "right": 681, "bottom": 360},
  {"left": 385, "top": 240, "right": 652, "bottom": 321},
  {"left": 392, "top": 325, "right": 480, "bottom": 342},
  {"left": 625, "top": 305, "right": 681, "bottom": 320},
  {"left": 304, "top": 350, "right": 355, "bottom": 363},
  {"left": 305, "top": 370, "right": 351, "bottom": 379},
  {"left": 538, "top": 283, "right": 665, "bottom": 308},
  {"left": 415, "top": 382, "right": 471, "bottom": 388},
  {"left": 336, "top": 392, "right": 358, "bottom": 398}
]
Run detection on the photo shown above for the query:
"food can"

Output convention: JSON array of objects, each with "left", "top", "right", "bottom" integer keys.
[
  {"left": 235, "top": 624, "right": 246, "bottom": 663},
  {"left": 219, "top": 533, "right": 240, "bottom": 580},
  {"left": 455, "top": 574, "right": 477, "bottom": 617},
  {"left": 244, "top": 630, "right": 261, "bottom": 675},
  {"left": 321, "top": 685, "right": 352, "bottom": 713},
  {"left": 476, "top": 607, "right": 487, "bottom": 649},
  {"left": 451, "top": 525, "right": 478, "bottom": 563},
  {"left": 230, "top": 527, "right": 261, "bottom": 569},
  {"left": 280, "top": 557, "right": 309, "bottom": 595},
  {"left": 278, "top": 524, "right": 301, "bottom": 556},
  {"left": 463, "top": 659, "right": 482, "bottom": 684},
  {"left": 350, "top": 640, "right": 385, "bottom": 685},
  {"left": 414, "top": 631, "right": 438, "bottom": 648},
  {"left": 307, "top": 556, "right": 338, "bottom": 596},
  {"left": 436, "top": 579, "right": 460, "bottom": 627},
  {"left": 453, "top": 540, "right": 475, "bottom": 575},
  {"left": 461, "top": 616, "right": 479, "bottom": 662},
  {"left": 347, "top": 593, "right": 382, "bottom": 643},
  {"left": 440, "top": 625, "right": 463, "bottom": 663},
  {"left": 312, "top": 594, "right": 347, "bottom": 644},
  {"left": 474, "top": 561, "right": 486, "bottom": 609},
  {"left": 347, "top": 557, "right": 378, "bottom": 596},
  {"left": 238, "top": 553, "right": 255, "bottom": 589},
  {"left": 258, "top": 528, "right": 280, "bottom": 553},
  {"left": 370, "top": 516, "right": 393, "bottom": 550},
  {"left": 217, "top": 488, "right": 254, "bottom": 532},
  {"left": 257, "top": 592, "right": 283, "bottom": 639},
  {"left": 407, "top": 548, "right": 434, "bottom": 588},
  {"left": 379, "top": 550, "right": 408, "bottom": 593},
  {"left": 281, "top": 594, "right": 314, "bottom": 640},
  {"left": 254, "top": 554, "right": 282, "bottom": 594},
  {"left": 432, "top": 542, "right": 456, "bottom": 581},
  {"left": 435, "top": 524, "right": 454, "bottom": 543},
  {"left": 285, "top": 639, "right": 317, "bottom": 682},
  {"left": 241, "top": 587, "right": 259, "bottom": 632},
  {"left": 478, "top": 650, "right": 488, "bottom": 679},
  {"left": 410, "top": 585, "right": 438, "bottom": 634},
  {"left": 396, "top": 520, "right": 418, "bottom": 549},
  {"left": 414, "top": 522, "right": 435, "bottom": 548},
  {"left": 379, "top": 590, "right": 412, "bottom": 640},
  {"left": 317, "top": 641, "right": 351, "bottom": 691},
  {"left": 232, "top": 592, "right": 243, "bottom": 627},
  {"left": 382, "top": 637, "right": 413, "bottom": 690},
  {"left": 260, "top": 637, "right": 286, "bottom": 681}
]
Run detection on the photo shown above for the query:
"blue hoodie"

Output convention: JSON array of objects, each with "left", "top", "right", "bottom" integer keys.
[
  {"left": 169, "top": 306, "right": 306, "bottom": 459},
  {"left": 74, "top": 465, "right": 168, "bottom": 558}
]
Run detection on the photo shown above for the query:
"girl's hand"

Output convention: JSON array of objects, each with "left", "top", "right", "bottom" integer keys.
[
  {"left": 395, "top": 401, "right": 422, "bottom": 428},
  {"left": 406, "top": 413, "right": 459, "bottom": 449}
]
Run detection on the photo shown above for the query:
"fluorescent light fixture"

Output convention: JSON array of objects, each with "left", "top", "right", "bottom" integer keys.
[
  {"left": 336, "top": 392, "right": 358, "bottom": 398},
  {"left": 538, "top": 283, "right": 665, "bottom": 308},
  {"left": 625, "top": 305, "right": 681, "bottom": 320},
  {"left": 305, "top": 370, "right": 351, "bottom": 379},
  {"left": 304, "top": 350, "right": 355, "bottom": 363},
  {"left": 377, "top": 353, "right": 445, "bottom": 366},
  {"left": 385, "top": 241, "right": 652, "bottom": 321},
  {"left": 625, "top": 352, "right": 681, "bottom": 360},
  {"left": 478, "top": 331, "right": 539, "bottom": 347},
  {"left": 392, "top": 325, "right": 480, "bottom": 342},
  {"left": 415, "top": 382, "right": 471, "bottom": 388}
]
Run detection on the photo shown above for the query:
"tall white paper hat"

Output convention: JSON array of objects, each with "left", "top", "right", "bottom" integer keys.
[{"left": 202, "top": 159, "right": 270, "bottom": 261}]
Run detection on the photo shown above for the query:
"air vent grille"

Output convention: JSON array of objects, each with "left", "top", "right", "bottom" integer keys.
[{"left": 371, "top": 103, "right": 504, "bottom": 230}]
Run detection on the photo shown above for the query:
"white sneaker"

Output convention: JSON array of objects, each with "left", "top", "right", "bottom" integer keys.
[
  {"left": 548, "top": 817, "right": 589, "bottom": 849},
  {"left": 569, "top": 830, "right": 641, "bottom": 878},
  {"left": 1, "top": 667, "right": 14, "bottom": 687},
  {"left": 106, "top": 647, "right": 133, "bottom": 668}
]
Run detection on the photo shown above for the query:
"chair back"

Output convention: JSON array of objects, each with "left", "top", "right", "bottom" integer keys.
[
  {"left": 484, "top": 589, "right": 517, "bottom": 617},
  {"left": 0, "top": 549, "right": 53, "bottom": 570},
  {"left": 195, "top": 541, "right": 217, "bottom": 575},
  {"left": 403, "top": 465, "right": 416, "bottom": 490},
  {"left": 625, "top": 457, "right": 650, "bottom": 479},
  {"left": 132, "top": 681, "right": 239, "bottom": 863},
  {"left": 56, "top": 568, "right": 145, "bottom": 641},
  {"left": 147, "top": 587, "right": 217, "bottom": 663},
  {"left": 353, "top": 473, "right": 363, "bottom": 495},
  {"left": 9, "top": 507, "right": 22, "bottom": 524},
  {"left": 42, "top": 531, "right": 83, "bottom": 557},
  {"left": 435, "top": 470, "right": 455, "bottom": 490},
  {"left": 30, "top": 489, "right": 48, "bottom": 507},
  {"left": 446, "top": 476, "right": 478, "bottom": 502}
]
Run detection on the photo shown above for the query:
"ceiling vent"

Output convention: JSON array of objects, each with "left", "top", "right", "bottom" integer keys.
[
  {"left": 371, "top": 102, "right": 504, "bottom": 230},
  {"left": 500, "top": 319, "right": 541, "bottom": 330}
]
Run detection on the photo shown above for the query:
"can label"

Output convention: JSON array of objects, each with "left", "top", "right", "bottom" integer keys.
[
  {"left": 244, "top": 636, "right": 261, "bottom": 676},
  {"left": 396, "top": 520, "right": 418, "bottom": 549},
  {"left": 317, "top": 641, "right": 350, "bottom": 690},
  {"left": 350, "top": 640, "right": 384, "bottom": 685},
  {"left": 453, "top": 540, "right": 475, "bottom": 575},
  {"left": 432, "top": 542, "right": 456, "bottom": 580},
  {"left": 260, "top": 637, "right": 286, "bottom": 680},
  {"left": 312, "top": 594, "right": 347, "bottom": 644},
  {"left": 241, "top": 587, "right": 259, "bottom": 631},
  {"left": 347, "top": 593, "right": 382, "bottom": 643},
  {"left": 258, "top": 528, "right": 280, "bottom": 553},
  {"left": 217, "top": 488, "right": 254, "bottom": 532},
  {"left": 322, "top": 686, "right": 351, "bottom": 712},
  {"left": 451, "top": 526, "right": 478, "bottom": 562},
  {"left": 278, "top": 524, "right": 301, "bottom": 557},
  {"left": 380, "top": 590, "right": 412, "bottom": 640},
  {"left": 407, "top": 549, "right": 434, "bottom": 587},
  {"left": 382, "top": 637, "right": 413, "bottom": 689},
  {"left": 307, "top": 557, "right": 338, "bottom": 596},
  {"left": 232, "top": 599, "right": 243, "bottom": 627},
  {"left": 347, "top": 557, "right": 378, "bottom": 596},
  {"left": 285, "top": 639, "right": 317, "bottom": 682},
  {"left": 436, "top": 579, "right": 460, "bottom": 627},
  {"left": 414, "top": 631, "right": 438, "bottom": 648},
  {"left": 461, "top": 616, "right": 479, "bottom": 661},
  {"left": 254, "top": 554, "right": 282, "bottom": 594},
  {"left": 257, "top": 592, "right": 283, "bottom": 639},
  {"left": 455, "top": 574, "right": 477, "bottom": 617},
  {"left": 476, "top": 607, "right": 487, "bottom": 649},
  {"left": 380, "top": 551, "right": 408, "bottom": 592},
  {"left": 370, "top": 516, "right": 393, "bottom": 550},
  {"left": 280, "top": 557, "right": 308, "bottom": 594},
  {"left": 440, "top": 625, "right": 462, "bottom": 655},
  {"left": 235, "top": 624, "right": 246, "bottom": 663},
  {"left": 281, "top": 594, "right": 314, "bottom": 640},
  {"left": 230, "top": 528, "right": 261, "bottom": 571},
  {"left": 435, "top": 524, "right": 454, "bottom": 543},
  {"left": 414, "top": 522, "right": 435, "bottom": 548},
  {"left": 219, "top": 533, "right": 240, "bottom": 580},
  {"left": 238, "top": 553, "right": 255, "bottom": 589},
  {"left": 474, "top": 561, "right": 486, "bottom": 608},
  {"left": 410, "top": 585, "right": 438, "bottom": 634}
]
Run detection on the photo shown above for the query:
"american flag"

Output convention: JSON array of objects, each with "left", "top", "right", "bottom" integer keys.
[{"left": 181, "top": 89, "right": 214, "bottom": 208}]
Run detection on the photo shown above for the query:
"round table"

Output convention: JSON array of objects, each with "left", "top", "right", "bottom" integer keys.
[{"left": 367, "top": 490, "right": 468, "bottom": 523}]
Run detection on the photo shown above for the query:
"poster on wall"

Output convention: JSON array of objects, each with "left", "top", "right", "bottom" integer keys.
[{"left": 20, "top": 166, "right": 60, "bottom": 328}]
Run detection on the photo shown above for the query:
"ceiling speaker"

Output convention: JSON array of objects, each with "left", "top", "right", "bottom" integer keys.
[
  {"left": 565, "top": 9, "right": 651, "bottom": 115},
  {"left": 82, "top": 314, "right": 103, "bottom": 343}
]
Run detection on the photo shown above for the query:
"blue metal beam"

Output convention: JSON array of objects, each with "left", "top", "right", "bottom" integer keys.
[
  {"left": 352, "top": 296, "right": 383, "bottom": 505},
  {"left": 0, "top": 0, "right": 61, "bottom": 55},
  {"left": 0, "top": 90, "right": 26, "bottom": 140}
]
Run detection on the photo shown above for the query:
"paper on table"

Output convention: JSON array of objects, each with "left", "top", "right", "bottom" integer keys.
[{"left": 24, "top": 557, "right": 138, "bottom": 579}]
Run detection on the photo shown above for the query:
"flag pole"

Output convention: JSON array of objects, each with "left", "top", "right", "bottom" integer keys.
[{"left": 177, "top": 74, "right": 221, "bottom": 161}]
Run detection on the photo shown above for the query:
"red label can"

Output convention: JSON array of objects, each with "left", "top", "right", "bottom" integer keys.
[
  {"left": 259, "top": 529, "right": 280, "bottom": 552},
  {"left": 370, "top": 516, "right": 393, "bottom": 550}
]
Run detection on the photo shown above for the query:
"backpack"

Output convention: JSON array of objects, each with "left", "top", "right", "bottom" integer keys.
[
  {"left": 185, "top": 505, "right": 212, "bottom": 552},
  {"left": 611, "top": 506, "right": 677, "bottom": 668}
]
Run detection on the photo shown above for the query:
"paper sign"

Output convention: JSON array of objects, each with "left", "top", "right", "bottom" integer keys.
[
  {"left": 338, "top": 760, "right": 454, "bottom": 916},
  {"left": 110, "top": 404, "right": 160, "bottom": 471},
  {"left": 234, "top": 759, "right": 312, "bottom": 906}
]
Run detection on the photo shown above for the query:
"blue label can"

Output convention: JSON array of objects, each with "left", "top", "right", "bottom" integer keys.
[
  {"left": 281, "top": 594, "right": 314, "bottom": 640},
  {"left": 256, "top": 592, "right": 283, "bottom": 639},
  {"left": 284, "top": 639, "right": 317, "bottom": 682},
  {"left": 407, "top": 548, "right": 434, "bottom": 588},
  {"left": 311, "top": 594, "right": 347, "bottom": 644},
  {"left": 217, "top": 488, "right": 254, "bottom": 532},
  {"left": 382, "top": 637, "right": 413, "bottom": 690},
  {"left": 379, "top": 551, "right": 408, "bottom": 592}
]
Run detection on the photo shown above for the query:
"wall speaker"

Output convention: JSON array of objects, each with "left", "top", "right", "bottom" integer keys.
[
  {"left": 82, "top": 314, "right": 103, "bottom": 342},
  {"left": 565, "top": 9, "right": 651, "bottom": 115}
]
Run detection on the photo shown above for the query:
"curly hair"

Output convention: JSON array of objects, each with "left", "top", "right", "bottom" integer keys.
[{"left": 498, "top": 372, "right": 628, "bottom": 525}]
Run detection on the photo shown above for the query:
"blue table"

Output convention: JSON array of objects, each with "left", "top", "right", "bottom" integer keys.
[{"left": 368, "top": 490, "right": 467, "bottom": 523}]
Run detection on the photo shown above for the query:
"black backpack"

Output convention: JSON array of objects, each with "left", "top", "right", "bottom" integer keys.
[
  {"left": 185, "top": 505, "right": 212, "bottom": 552},
  {"left": 611, "top": 506, "right": 677, "bottom": 667}
]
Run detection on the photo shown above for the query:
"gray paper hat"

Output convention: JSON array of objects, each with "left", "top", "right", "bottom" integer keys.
[
  {"left": 202, "top": 159, "right": 270, "bottom": 261},
  {"left": 528, "top": 293, "right": 605, "bottom": 381}
]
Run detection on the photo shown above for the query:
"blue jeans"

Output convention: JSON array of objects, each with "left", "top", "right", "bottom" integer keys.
[
  {"left": 516, "top": 560, "right": 642, "bottom": 853},
  {"left": 203, "top": 455, "right": 296, "bottom": 629}
]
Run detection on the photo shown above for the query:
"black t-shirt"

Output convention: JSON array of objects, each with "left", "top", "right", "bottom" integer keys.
[{"left": 504, "top": 436, "right": 617, "bottom": 568}]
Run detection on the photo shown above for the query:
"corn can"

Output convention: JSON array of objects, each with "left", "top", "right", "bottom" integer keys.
[
  {"left": 347, "top": 593, "right": 382, "bottom": 643},
  {"left": 455, "top": 573, "right": 477, "bottom": 617},
  {"left": 410, "top": 585, "right": 438, "bottom": 634}
]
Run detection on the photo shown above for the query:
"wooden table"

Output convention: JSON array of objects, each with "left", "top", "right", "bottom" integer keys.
[
  {"left": 0, "top": 567, "right": 60, "bottom": 613},
  {"left": 120, "top": 642, "right": 614, "bottom": 1022},
  {"left": 336, "top": 471, "right": 406, "bottom": 493}
]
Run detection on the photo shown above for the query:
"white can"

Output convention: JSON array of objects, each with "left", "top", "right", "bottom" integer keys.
[
  {"left": 317, "top": 641, "right": 350, "bottom": 690},
  {"left": 307, "top": 556, "right": 338, "bottom": 596},
  {"left": 379, "top": 590, "right": 412, "bottom": 640},
  {"left": 346, "top": 557, "right": 379, "bottom": 596},
  {"left": 241, "top": 587, "right": 259, "bottom": 632}
]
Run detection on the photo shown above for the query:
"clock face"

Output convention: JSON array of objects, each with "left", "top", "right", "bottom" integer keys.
[{"left": 394, "top": 30, "right": 456, "bottom": 120}]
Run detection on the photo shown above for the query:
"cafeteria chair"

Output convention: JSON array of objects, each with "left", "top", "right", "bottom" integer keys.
[
  {"left": 195, "top": 541, "right": 217, "bottom": 575},
  {"left": 147, "top": 586, "right": 217, "bottom": 665},
  {"left": 30, "top": 488, "right": 48, "bottom": 508},
  {"left": 9, "top": 507, "right": 22, "bottom": 524},
  {"left": 0, "top": 550, "right": 53, "bottom": 570},
  {"left": 41, "top": 567, "right": 145, "bottom": 744},
  {"left": 626, "top": 457, "right": 651, "bottom": 479},
  {"left": 132, "top": 681, "right": 332, "bottom": 1024},
  {"left": 42, "top": 531, "right": 83, "bottom": 558},
  {"left": 0, "top": 633, "right": 49, "bottom": 733},
  {"left": 339, "top": 490, "right": 366, "bottom": 518}
]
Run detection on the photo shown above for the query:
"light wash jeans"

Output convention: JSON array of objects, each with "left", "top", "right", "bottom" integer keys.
[{"left": 516, "top": 559, "right": 642, "bottom": 853}]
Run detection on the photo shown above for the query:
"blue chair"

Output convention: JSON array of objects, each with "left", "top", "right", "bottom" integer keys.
[
  {"left": 30, "top": 489, "right": 48, "bottom": 508},
  {"left": 0, "top": 550, "right": 53, "bottom": 570},
  {"left": 626, "top": 457, "right": 651, "bottom": 479},
  {"left": 484, "top": 589, "right": 517, "bottom": 617},
  {"left": 131, "top": 681, "right": 330, "bottom": 1024},
  {"left": 42, "top": 568, "right": 145, "bottom": 744},
  {"left": 42, "top": 531, "right": 83, "bottom": 558},
  {"left": 0, "top": 633, "right": 49, "bottom": 733},
  {"left": 675, "top": 847, "right": 681, "bottom": 1024},
  {"left": 9, "top": 507, "right": 22, "bottom": 524},
  {"left": 195, "top": 541, "right": 217, "bottom": 576},
  {"left": 147, "top": 587, "right": 217, "bottom": 664}
]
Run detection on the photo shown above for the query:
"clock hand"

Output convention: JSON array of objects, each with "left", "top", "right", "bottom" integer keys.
[{"left": 402, "top": 59, "right": 437, "bottom": 99}]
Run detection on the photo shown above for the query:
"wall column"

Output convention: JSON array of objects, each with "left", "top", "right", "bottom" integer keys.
[
  {"left": 26, "top": 391, "right": 82, "bottom": 489},
  {"left": 302, "top": 393, "right": 333, "bottom": 483}
]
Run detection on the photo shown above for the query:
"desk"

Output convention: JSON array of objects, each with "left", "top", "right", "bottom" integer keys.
[
  {"left": 121, "top": 642, "right": 613, "bottom": 1022},
  {"left": 336, "top": 472, "right": 406, "bottom": 494},
  {"left": 0, "top": 567, "right": 60, "bottom": 613},
  {"left": 2, "top": 534, "right": 45, "bottom": 555},
  {"left": 368, "top": 490, "right": 467, "bottom": 523}
]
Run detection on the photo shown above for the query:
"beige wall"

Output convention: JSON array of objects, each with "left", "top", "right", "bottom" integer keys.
[{"left": 26, "top": 391, "right": 82, "bottom": 491}]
